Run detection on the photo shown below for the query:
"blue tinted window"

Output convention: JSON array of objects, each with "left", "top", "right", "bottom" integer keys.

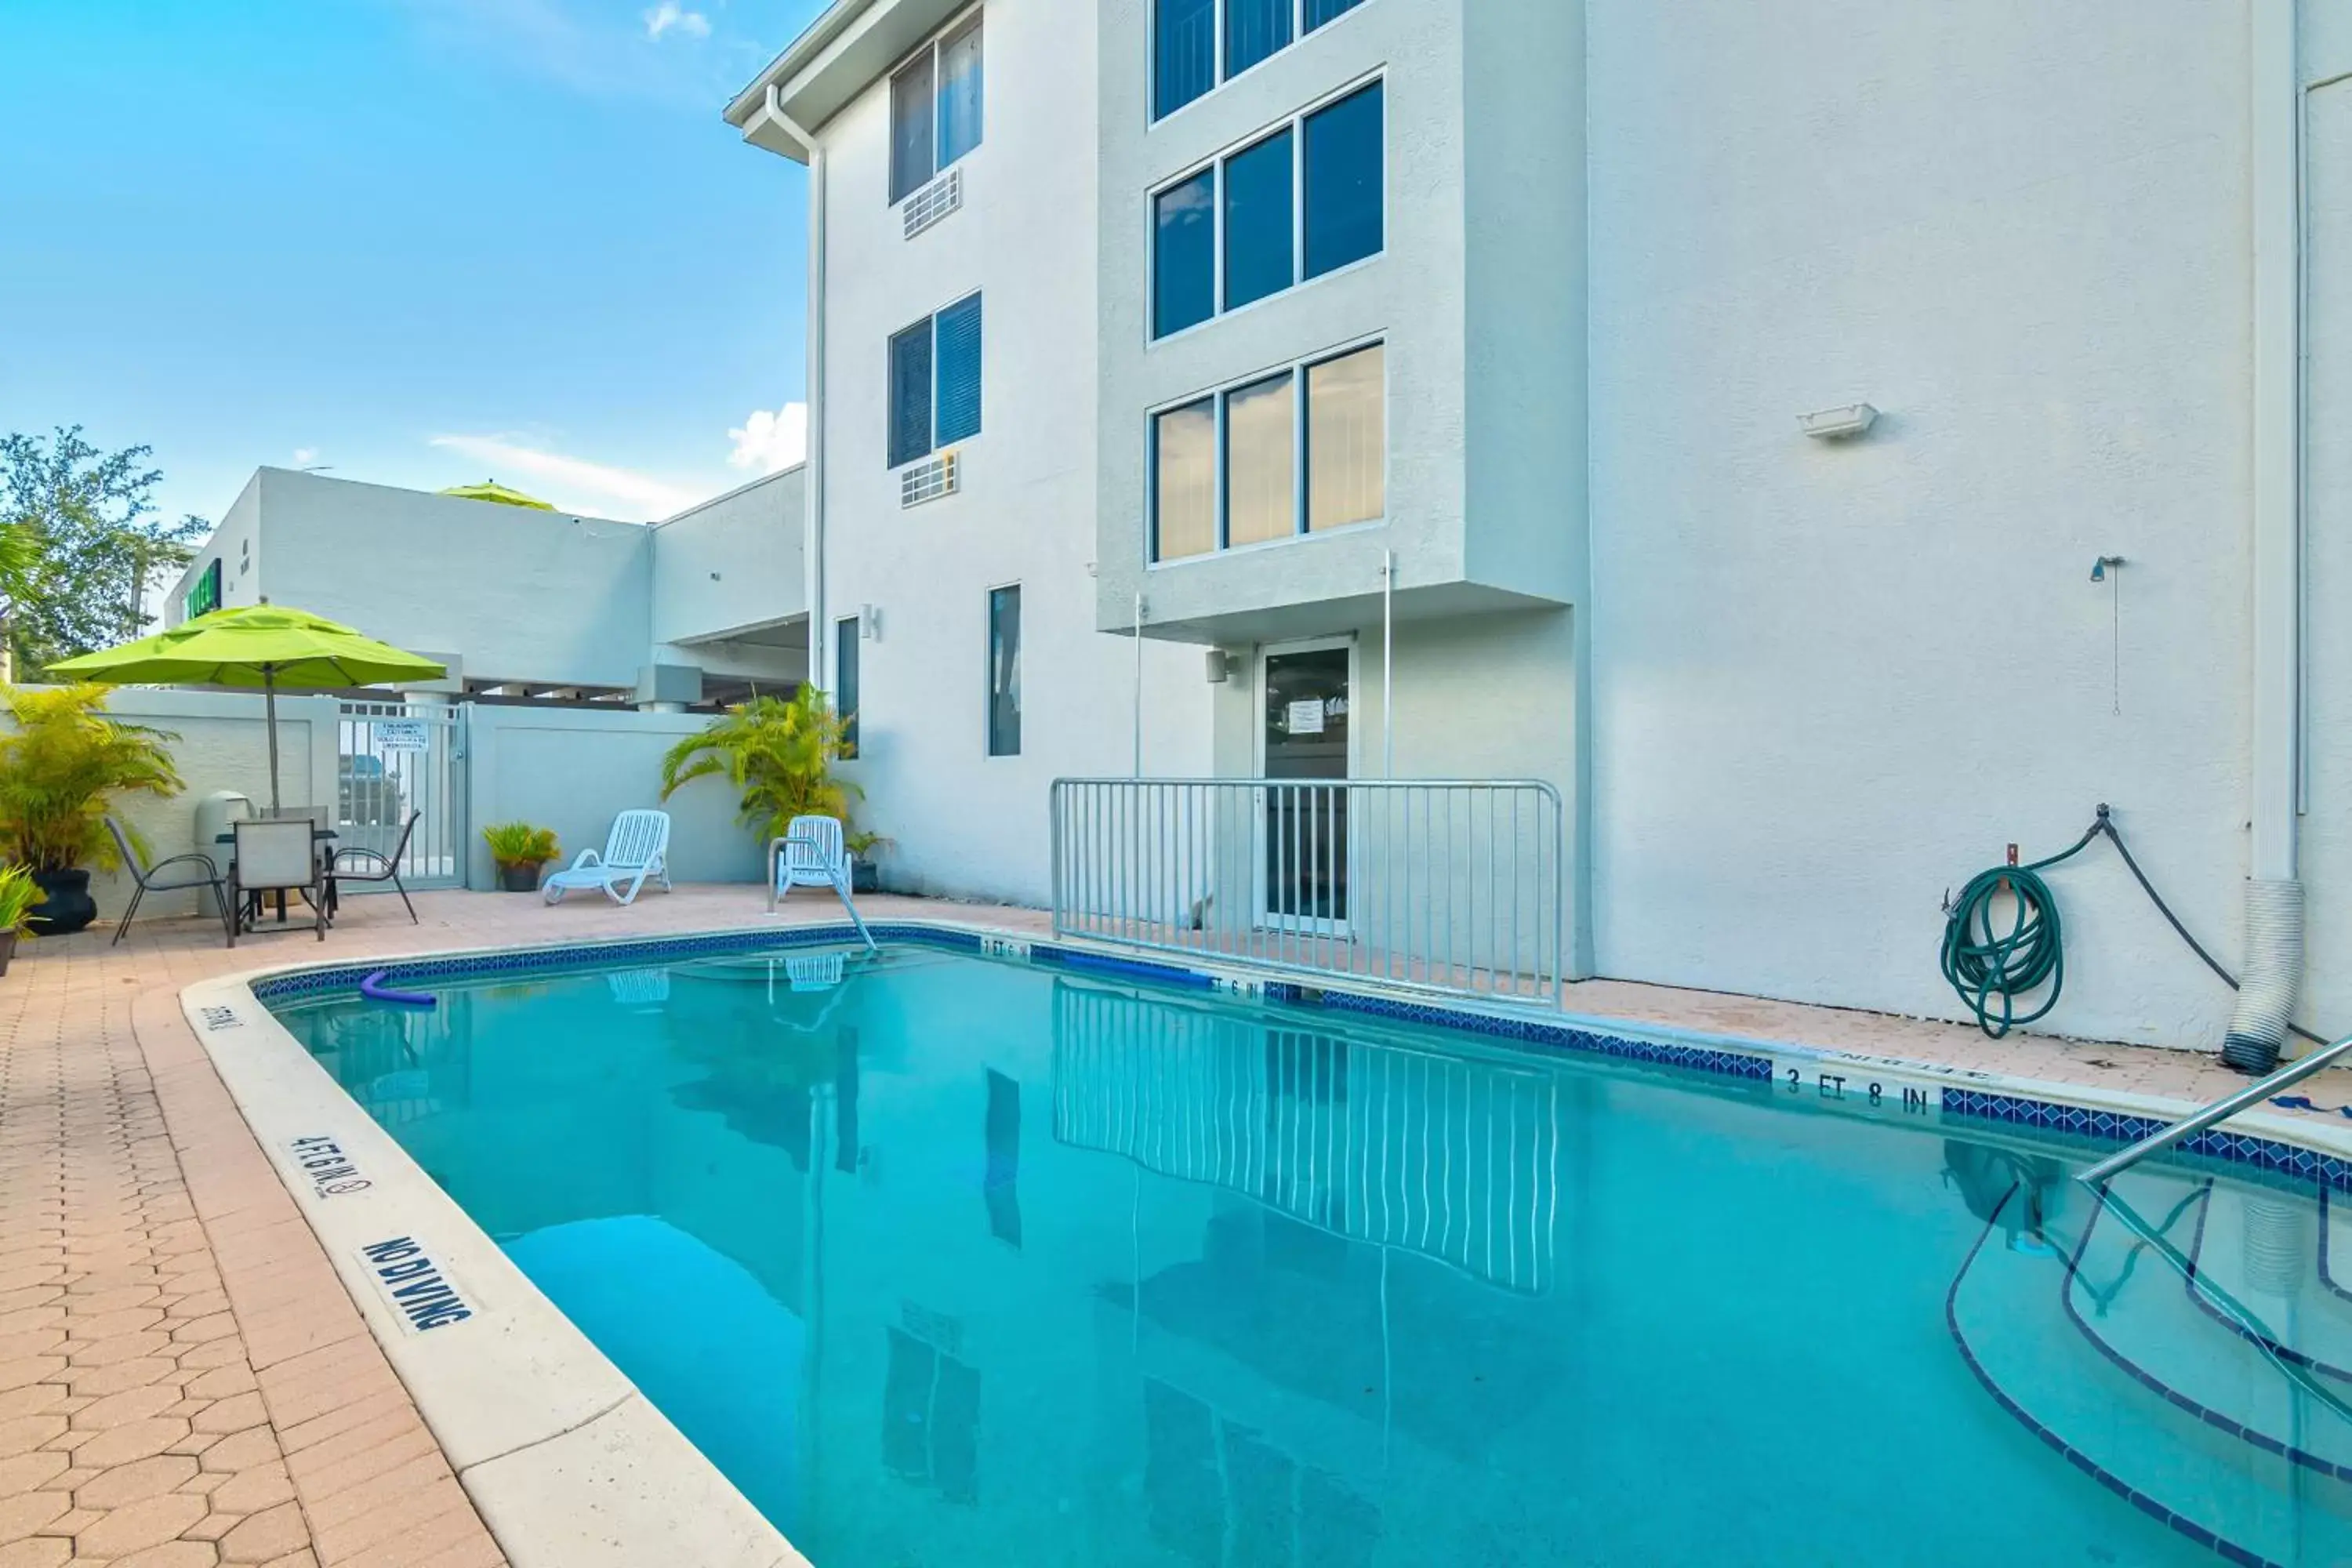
[
  {"left": 1222, "top": 129, "right": 1294, "bottom": 311},
  {"left": 835, "top": 616, "right": 861, "bottom": 754},
  {"left": 935, "top": 295, "right": 983, "bottom": 445},
  {"left": 1304, "top": 82, "right": 1382, "bottom": 278},
  {"left": 1153, "top": 0, "right": 1214, "bottom": 120},
  {"left": 937, "top": 17, "right": 984, "bottom": 170},
  {"left": 987, "top": 586, "right": 1021, "bottom": 757},
  {"left": 888, "top": 52, "right": 935, "bottom": 205},
  {"left": 887, "top": 319, "right": 933, "bottom": 466},
  {"left": 1305, "top": 0, "right": 1364, "bottom": 28},
  {"left": 1225, "top": 0, "right": 1292, "bottom": 78},
  {"left": 1153, "top": 171, "right": 1216, "bottom": 338}
]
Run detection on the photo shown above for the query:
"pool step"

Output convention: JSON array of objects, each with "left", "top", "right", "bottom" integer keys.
[{"left": 1948, "top": 1174, "right": 2352, "bottom": 1566}]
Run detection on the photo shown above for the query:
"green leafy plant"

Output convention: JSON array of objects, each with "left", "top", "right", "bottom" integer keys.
[
  {"left": 481, "top": 822, "right": 559, "bottom": 869},
  {"left": 0, "top": 864, "right": 41, "bottom": 938},
  {"left": 0, "top": 684, "right": 182, "bottom": 872},
  {"left": 660, "top": 686, "right": 880, "bottom": 852}
]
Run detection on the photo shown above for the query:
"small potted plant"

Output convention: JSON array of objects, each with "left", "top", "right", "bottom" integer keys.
[
  {"left": 0, "top": 684, "right": 183, "bottom": 935},
  {"left": 482, "top": 822, "right": 559, "bottom": 892},
  {"left": 846, "top": 829, "right": 892, "bottom": 895},
  {"left": 0, "top": 864, "right": 40, "bottom": 975}
]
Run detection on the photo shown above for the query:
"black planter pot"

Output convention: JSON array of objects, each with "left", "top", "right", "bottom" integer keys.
[
  {"left": 851, "top": 858, "right": 880, "bottom": 895},
  {"left": 497, "top": 862, "right": 545, "bottom": 893},
  {"left": 0, "top": 932, "right": 16, "bottom": 978},
  {"left": 28, "top": 869, "right": 96, "bottom": 937}
]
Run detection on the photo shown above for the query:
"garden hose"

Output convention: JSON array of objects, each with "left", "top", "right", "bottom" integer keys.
[{"left": 1940, "top": 804, "right": 2332, "bottom": 1045}]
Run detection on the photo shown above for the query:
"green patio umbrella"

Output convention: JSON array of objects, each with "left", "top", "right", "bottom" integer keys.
[
  {"left": 437, "top": 480, "right": 554, "bottom": 510},
  {"left": 46, "top": 605, "right": 447, "bottom": 814}
]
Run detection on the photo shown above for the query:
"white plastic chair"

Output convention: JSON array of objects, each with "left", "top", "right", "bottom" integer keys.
[
  {"left": 766, "top": 814, "right": 876, "bottom": 950},
  {"left": 774, "top": 815, "right": 848, "bottom": 898},
  {"left": 543, "top": 810, "right": 673, "bottom": 906}
]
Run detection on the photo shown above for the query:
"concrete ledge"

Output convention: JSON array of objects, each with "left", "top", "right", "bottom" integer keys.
[{"left": 176, "top": 964, "right": 811, "bottom": 1568}]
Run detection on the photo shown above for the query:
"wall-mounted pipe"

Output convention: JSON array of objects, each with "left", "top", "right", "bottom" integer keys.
[
  {"left": 757, "top": 85, "right": 828, "bottom": 693},
  {"left": 2230, "top": 2, "right": 2306, "bottom": 1073}
]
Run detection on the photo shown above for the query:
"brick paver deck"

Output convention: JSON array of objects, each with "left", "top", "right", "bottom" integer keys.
[{"left": 0, "top": 884, "right": 2341, "bottom": 1566}]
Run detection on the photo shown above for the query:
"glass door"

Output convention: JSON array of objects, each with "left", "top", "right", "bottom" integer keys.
[{"left": 1259, "top": 645, "right": 1349, "bottom": 930}]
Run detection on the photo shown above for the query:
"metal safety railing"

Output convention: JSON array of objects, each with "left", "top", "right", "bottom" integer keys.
[
  {"left": 1050, "top": 778, "right": 1565, "bottom": 1005},
  {"left": 2078, "top": 1029, "right": 2352, "bottom": 1185}
]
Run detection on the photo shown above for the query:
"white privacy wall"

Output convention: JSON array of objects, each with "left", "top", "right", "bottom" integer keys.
[
  {"left": 1584, "top": 1, "right": 2261, "bottom": 1047},
  {"left": 811, "top": 0, "right": 1209, "bottom": 908}
]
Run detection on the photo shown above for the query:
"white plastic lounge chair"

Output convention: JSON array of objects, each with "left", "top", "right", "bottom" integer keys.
[
  {"left": 543, "top": 810, "right": 672, "bottom": 906},
  {"left": 766, "top": 814, "right": 876, "bottom": 950},
  {"left": 773, "top": 814, "right": 848, "bottom": 899}
]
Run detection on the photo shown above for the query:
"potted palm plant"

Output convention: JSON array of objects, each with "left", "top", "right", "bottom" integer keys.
[
  {"left": 0, "top": 684, "right": 183, "bottom": 935},
  {"left": 482, "top": 822, "right": 560, "bottom": 892},
  {"left": 659, "top": 686, "right": 886, "bottom": 886},
  {"left": 0, "top": 864, "right": 40, "bottom": 975}
]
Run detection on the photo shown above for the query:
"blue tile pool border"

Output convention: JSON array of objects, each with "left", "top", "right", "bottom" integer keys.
[{"left": 245, "top": 922, "right": 2352, "bottom": 1194}]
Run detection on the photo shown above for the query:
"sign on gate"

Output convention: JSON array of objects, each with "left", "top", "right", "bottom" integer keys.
[{"left": 375, "top": 720, "right": 430, "bottom": 752}]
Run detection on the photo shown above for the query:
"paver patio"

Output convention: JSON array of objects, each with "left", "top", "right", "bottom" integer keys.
[{"left": 0, "top": 883, "right": 2342, "bottom": 1566}]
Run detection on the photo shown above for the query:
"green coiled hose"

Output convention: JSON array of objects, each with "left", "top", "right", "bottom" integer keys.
[{"left": 1940, "top": 814, "right": 2107, "bottom": 1038}]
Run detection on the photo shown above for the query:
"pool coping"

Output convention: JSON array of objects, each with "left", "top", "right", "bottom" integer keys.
[{"left": 178, "top": 914, "right": 2352, "bottom": 1568}]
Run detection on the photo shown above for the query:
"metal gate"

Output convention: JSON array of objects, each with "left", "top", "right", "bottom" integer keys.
[{"left": 337, "top": 702, "right": 463, "bottom": 889}]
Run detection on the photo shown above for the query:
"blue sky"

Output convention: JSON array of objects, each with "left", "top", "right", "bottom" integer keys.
[{"left": 0, "top": 0, "right": 826, "bottom": 524}]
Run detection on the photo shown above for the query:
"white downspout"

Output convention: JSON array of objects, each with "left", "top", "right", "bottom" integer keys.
[
  {"left": 2227, "top": 2, "right": 2307, "bottom": 1073},
  {"left": 761, "top": 85, "right": 829, "bottom": 694}
]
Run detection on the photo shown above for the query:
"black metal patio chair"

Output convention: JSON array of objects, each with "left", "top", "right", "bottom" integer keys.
[
  {"left": 106, "top": 816, "right": 232, "bottom": 946},
  {"left": 330, "top": 811, "right": 422, "bottom": 924}
]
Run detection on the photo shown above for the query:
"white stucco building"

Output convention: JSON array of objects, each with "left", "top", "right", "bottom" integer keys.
[
  {"left": 167, "top": 466, "right": 809, "bottom": 708},
  {"left": 717, "top": 0, "right": 2343, "bottom": 1058}
]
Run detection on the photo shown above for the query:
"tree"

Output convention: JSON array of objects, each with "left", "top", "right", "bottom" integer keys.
[{"left": 0, "top": 426, "right": 209, "bottom": 678}]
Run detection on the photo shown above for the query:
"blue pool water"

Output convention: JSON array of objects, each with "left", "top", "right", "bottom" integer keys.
[{"left": 270, "top": 944, "right": 2352, "bottom": 1566}]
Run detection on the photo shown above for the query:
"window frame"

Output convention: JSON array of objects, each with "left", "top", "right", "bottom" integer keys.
[
  {"left": 985, "top": 582, "right": 1022, "bottom": 758},
  {"left": 889, "top": 3, "right": 985, "bottom": 206},
  {"left": 1146, "top": 73, "right": 1385, "bottom": 345},
  {"left": 886, "top": 289, "right": 985, "bottom": 469},
  {"left": 1149, "top": 0, "right": 1371, "bottom": 123},
  {"left": 1147, "top": 335, "right": 1388, "bottom": 567}
]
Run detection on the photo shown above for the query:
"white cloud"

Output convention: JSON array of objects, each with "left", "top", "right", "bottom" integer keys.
[
  {"left": 727, "top": 404, "right": 808, "bottom": 475},
  {"left": 291, "top": 448, "right": 319, "bottom": 467},
  {"left": 642, "top": 2, "right": 710, "bottom": 41},
  {"left": 428, "top": 434, "right": 710, "bottom": 521}
]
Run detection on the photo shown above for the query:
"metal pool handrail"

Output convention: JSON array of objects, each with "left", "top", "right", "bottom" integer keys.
[
  {"left": 765, "top": 831, "right": 877, "bottom": 950},
  {"left": 2078, "top": 1029, "right": 2352, "bottom": 1185}
]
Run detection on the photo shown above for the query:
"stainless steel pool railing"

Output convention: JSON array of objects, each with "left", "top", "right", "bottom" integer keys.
[
  {"left": 1049, "top": 778, "right": 1566, "bottom": 1005},
  {"left": 2078, "top": 1029, "right": 2352, "bottom": 1185}
]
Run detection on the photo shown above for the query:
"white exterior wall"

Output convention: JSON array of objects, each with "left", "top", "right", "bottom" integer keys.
[
  {"left": 1585, "top": 1, "right": 2266, "bottom": 1046},
  {"left": 810, "top": 0, "right": 1208, "bottom": 906},
  {"left": 650, "top": 466, "right": 809, "bottom": 684},
  {"left": 167, "top": 467, "right": 807, "bottom": 694}
]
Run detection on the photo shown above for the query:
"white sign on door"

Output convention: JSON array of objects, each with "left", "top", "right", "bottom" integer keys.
[
  {"left": 375, "top": 720, "right": 430, "bottom": 753},
  {"left": 1286, "top": 699, "right": 1326, "bottom": 736}
]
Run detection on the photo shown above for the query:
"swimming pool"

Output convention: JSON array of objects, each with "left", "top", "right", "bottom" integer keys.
[{"left": 264, "top": 938, "right": 2352, "bottom": 1566}]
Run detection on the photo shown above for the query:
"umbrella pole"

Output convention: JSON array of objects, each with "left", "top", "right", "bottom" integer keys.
[{"left": 264, "top": 666, "right": 281, "bottom": 815}]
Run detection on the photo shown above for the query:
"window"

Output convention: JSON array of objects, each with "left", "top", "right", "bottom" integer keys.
[
  {"left": 1152, "top": 0, "right": 1367, "bottom": 121},
  {"left": 1303, "top": 81, "right": 1382, "bottom": 278},
  {"left": 1223, "top": 372, "right": 1294, "bottom": 547},
  {"left": 1222, "top": 129, "right": 1293, "bottom": 311},
  {"left": 891, "top": 13, "right": 984, "bottom": 204},
  {"left": 835, "top": 616, "right": 862, "bottom": 755},
  {"left": 1307, "top": 343, "right": 1383, "bottom": 530},
  {"left": 1149, "top": 341, "right": 1384, "bottom": 562},
  {"left": 1153, "top": 172, "right": 1215, "bottom": 337},
  {"left": 1152, "top": 397, "right": 1217, "bottom": 561},
  {"left": 986, "top": 586, "right": 1022, "bottom": 756},
  {"left": 887, "top": 293, "right": 983, "bottom": 467},
  {"left": 1154, "top": 0, "right": 1215, "bottom": 118},
  {"left": 1149, "top": 81, "right": 1382, "bottom": 339}
]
